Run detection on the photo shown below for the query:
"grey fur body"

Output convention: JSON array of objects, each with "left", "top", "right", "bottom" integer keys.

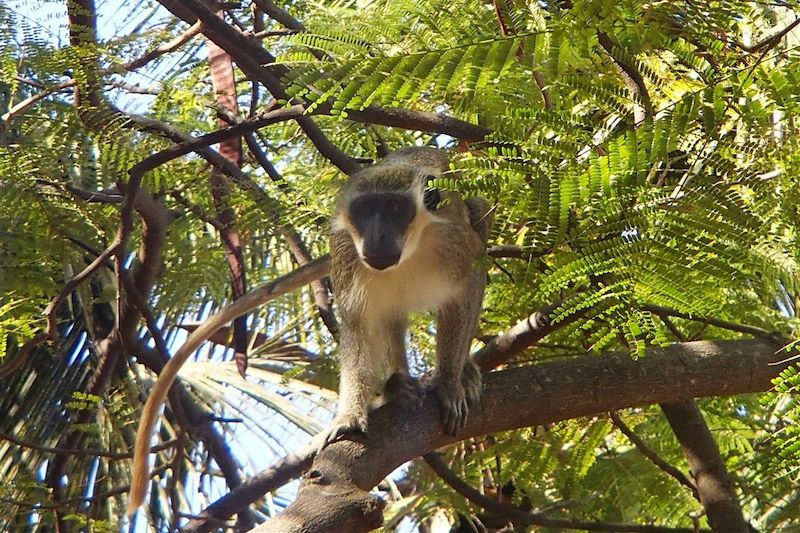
[{"left": 324, "top": 147, "right": 492, "bottom": 445}]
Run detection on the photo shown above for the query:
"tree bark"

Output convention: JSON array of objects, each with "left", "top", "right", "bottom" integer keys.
[{"left": 252, "top": 339, "right": 783, "bottom": 532}]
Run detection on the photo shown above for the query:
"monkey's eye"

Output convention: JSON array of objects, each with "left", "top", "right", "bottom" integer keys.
[{"left": 423, "top": 187, "right": 441, "bottom": 211}]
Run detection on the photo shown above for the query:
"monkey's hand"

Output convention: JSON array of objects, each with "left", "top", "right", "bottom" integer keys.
[
  {"left": 382, "top": 372, "right": 425, "bottom": 408},
  {"left": 319, "top": 412, "right": 369, "bottom": 451}
]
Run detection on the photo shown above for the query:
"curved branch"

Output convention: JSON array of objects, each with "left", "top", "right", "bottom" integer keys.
[{"left": 124, "top": 20, "right": 203, "bottom": 71}]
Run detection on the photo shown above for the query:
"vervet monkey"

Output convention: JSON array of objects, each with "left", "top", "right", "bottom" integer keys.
[
  {"left": 323, "top": 147, "right": 492, "bottom": 446},
  {"left": 126, "top": 147, "right": 490, "bottom": 513}
]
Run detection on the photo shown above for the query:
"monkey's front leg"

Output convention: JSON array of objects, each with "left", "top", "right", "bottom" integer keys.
[
  {"left": 382, "top": 316, "right": 425, "bottom": 409},
  {"left": 430, "top": 271, "right": 485, "bottom": 435},
  {"left": 321, "top": 324, "right": 379, "bottom": 447}
]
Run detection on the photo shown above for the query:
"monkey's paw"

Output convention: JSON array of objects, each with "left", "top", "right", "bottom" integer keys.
[
  {"left": 383, "top": 372, "right": 425, "bottom": 409},
  {"left": 428, "top": 378, "right": 470, "bottom": 436},
  {"left": 461, "top": 361, "right": 483, "bottom": 406},
  {"left": 318, "top": 413, "right": 368, "bottom": 451}
]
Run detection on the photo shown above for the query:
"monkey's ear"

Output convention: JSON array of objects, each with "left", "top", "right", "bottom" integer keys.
[{"left": 423, "top": 175, "right": 441, "bottom": 211}]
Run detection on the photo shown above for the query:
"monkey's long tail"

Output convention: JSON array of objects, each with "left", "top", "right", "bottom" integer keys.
[{"left": 126, "top": 258, "right": 331, "bottom": 515}]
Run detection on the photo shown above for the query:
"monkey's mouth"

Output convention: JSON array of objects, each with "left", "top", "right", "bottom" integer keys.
[{"left": 361, "top": 251, "right": 401, "bottom": 271}]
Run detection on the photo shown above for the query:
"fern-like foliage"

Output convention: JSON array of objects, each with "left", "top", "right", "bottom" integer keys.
[{"left": 3, "top": 0, "right": 800, "bottom": 530}]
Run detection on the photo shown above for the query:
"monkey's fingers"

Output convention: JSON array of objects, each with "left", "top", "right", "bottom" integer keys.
[
  {"left": 461, "top": 361, "right": 483, "bottom": 406},
  {"left": 431, "top": 382, "right": 469, "bottom": 435},
  {"left": 445, "top": 395, "right": 469, "bottom": 435},
  {"left": 319, "top": 414, "right": 368, "bottom": 451}
]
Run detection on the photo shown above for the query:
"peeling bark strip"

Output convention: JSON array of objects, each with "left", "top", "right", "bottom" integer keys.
[
  {"left": 207, "top": 17, "right": 250, "bottom": 380},
  {"left": 251, "top": 340, "right": 783, "bottom": 532}
]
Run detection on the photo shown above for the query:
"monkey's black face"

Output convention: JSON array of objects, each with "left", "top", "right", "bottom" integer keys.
[{"left": 349, "top": 192, "right": 416, "bottom": 270}]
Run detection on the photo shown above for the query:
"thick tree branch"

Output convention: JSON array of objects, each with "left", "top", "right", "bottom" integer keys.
[
  {"left": 129, "top": 105, "right": 306, "bottom": 160},
  {"left": 253, "top": 0, "right": 304, "bottom": 31},
  {"left": 185, "top": 297, "right": 564, "bottom": 529},
  {"left": 253, "top": 339, "right": 783, "bottom": 532},
  {"left": 660, "top": 401, "right": 751, "bottom": 532}
]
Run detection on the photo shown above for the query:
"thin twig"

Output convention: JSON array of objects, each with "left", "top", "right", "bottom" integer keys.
[
  {"left": 731, "top": 17, "right": 800, "bottom": 53},
  {"left": 42, "top": 241, "right": 121, "bottom": 336},
  {"left": 608, "top": 411, "right": 699, "bottom": 500},
  {"left": 424, "top": 453, "right": 705, "bottom": 532},
  {"left": 0, "top": 431, "right": 178, "bottom": 460},
  {"left": 642, "top": 304, "right": 779, "bottom": 341},
  {"left": 124, "top": 20, "right": 203, "bottom": 71}
]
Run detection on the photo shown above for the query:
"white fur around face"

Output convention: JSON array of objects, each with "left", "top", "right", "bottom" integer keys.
[
  {"left": 334, "top": 178, "right": 462, "bottom": 322},
  {"left": 358, "top": 218, "right": 458, "bottom": 320}
]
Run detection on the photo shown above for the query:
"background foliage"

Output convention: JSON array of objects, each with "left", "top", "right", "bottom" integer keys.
[{"left": 2, "top": 0, "right": 800, "bottom": 531}]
